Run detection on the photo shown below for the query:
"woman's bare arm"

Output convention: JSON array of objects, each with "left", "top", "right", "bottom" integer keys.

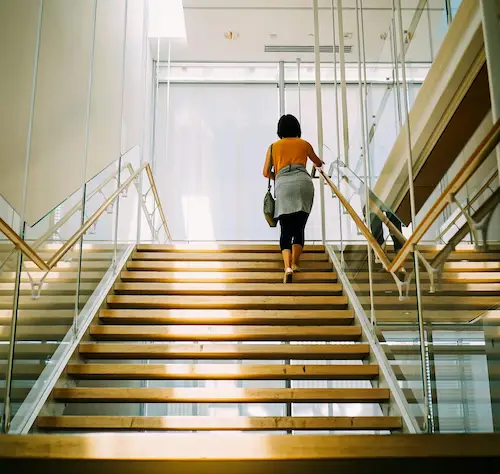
[
  {"left": 306, "top": 142, "right": 323, "bottom": 168},
  {"left": 263, "top": 146, "right": 275, "bottom": 179}
]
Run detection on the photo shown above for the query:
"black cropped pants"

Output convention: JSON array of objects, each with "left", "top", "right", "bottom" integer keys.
[{"left": 279, "top": 211, "right": 309, "bottom": 251}]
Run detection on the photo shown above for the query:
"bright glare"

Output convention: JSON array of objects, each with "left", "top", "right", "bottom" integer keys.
[{"left": 149, "top": 0, "right": 186, "bottom": 39}]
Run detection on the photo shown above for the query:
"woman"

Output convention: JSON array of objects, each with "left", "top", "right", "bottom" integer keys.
[{"left": 263, "top": 114, "right": 323, "bottom": 283}]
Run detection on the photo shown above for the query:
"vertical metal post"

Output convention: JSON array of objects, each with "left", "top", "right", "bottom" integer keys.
[
  {"left": 335, "top": 0, "right": 350, "bottom": 167},
  {"left": 2, "top": 0, "right": 44, "bottom": 433},
  {"left": 75, "top": 0, "right": 98, "bottom": 329},
  {"left": 296, "top": 58, "right": 302, "bottom": 123},
  {"left": 359, "top": 0, "right": 373, "bottom": 188},
  {"left": 113, "top": 0, "right": 129, "bottom": 263},
  {"left": 479, "top": 0, "right": 500, "bottom": 188},
  {"left": 391, "top": 11, "right": 403, "bottom": 129},
  {"left": 355, "top": 0, "right": 376, "bottom": 331},
  {"left": 395, "top": 0, "right": 432, "bottom": 433},
  {"left": 136, "top": 0, "right": 151, "bottom": 245},
  {"left": 445, "top": 0, "right": 453, "bottom": 25},
  {"left": 2, "top": 243, "right": 24, "bottom": 433},
  {"left": 330, "top": 0, "right": 344, "bottom": 261},
  {"left": 279, "top": 61, "right": 285, "bottom": 116},
  {"left": 313, "top": 0, "right": 326, "bottom": 245}
]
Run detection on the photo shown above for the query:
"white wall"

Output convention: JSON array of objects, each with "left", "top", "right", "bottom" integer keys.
[{"left": 0, "top": 0, "right": 150, "bottom": 229}]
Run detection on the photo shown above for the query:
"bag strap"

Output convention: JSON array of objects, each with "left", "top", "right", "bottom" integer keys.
[{"left": 267, "top": 145, "right": 273, "bottom": 192}]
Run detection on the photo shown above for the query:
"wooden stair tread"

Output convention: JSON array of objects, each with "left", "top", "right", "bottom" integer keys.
[
  {"left": 351, "top": 272, "right": 500, "bottom": 283},
  {"left": 106, "top": 295, "right": 349, "bottom": 310},
  {"left": 136, "top": 244, "right": 326, "bottom": 253},
  {"left": 361, "top": 295, "right": 500, "bottom": 309},
  {"left": 132, "top": 252, "right": 329, "bottom": 262},
  {"left": 120, "top": 271, "right": 337, "bottom": 283},
  {"left": 0, "top": 282, "right": 97, "bottom": 296},
  {"left": 98, "top": 309, "right": 355, "bottom": 325},
  {"left": 135, "top": 245, "right": 327, "bottom": 253},
  {"left": 89, "top": 325, "right": 362, "bottom": 341},
  {"left": 52, "top": 387, "right": 390, "bottom": 403},
  {"left": 352, "top": 282, "right": 500, "bottom": 294},
  {"left": 0, "top": 325, "right": 68, "bottom": 341},
  {"left": 0, "top": 309, "right": 74, "bottom": 326},
  {"left": 37, "top": 415, "right": 400, "bottom": 431},
  {"left": 66, "top": 363, "right": 379, "bottom": 380},
  {"left": 126, "top": 261, "right": 333, "bottom": 272},
  {"left": 113, "top": 282, "right": 343, "bottom": 296},
  {"left": 79, "top": 343, "right": 370, "bottom": 359}
]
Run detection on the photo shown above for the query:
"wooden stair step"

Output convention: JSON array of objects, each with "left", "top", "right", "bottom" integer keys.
[
  {"left": 37, "top": 415, "right": 400, "bottom": 431},
  {"left": 89, "top": 325, "right": 362, "bottom": 342},
  {"left": 113, "top": 282, "right": 343, "bottom": 296},
  {"left": 0, "top": 271, "right": 106, "bottom": 283},
  {"left": 79, "top": 343, "right": 370, "bottom": 360},
  {"left": 23, "top": 261, "right": 111, "bottom": 271},
  {"left": 0, "top": 310, "right": 74, "bottom": 326},
  {"left": 136, "top": 244, "right": 326, "bottom": 253},
  {"left": 120, "top": 271, "right": 337, "bottom": 283},
  {"left": 0, "top": 325, "right": 68, "bottom": 341},
  {"left": 342, "top": 252, "right": 500, "bottom": 262},
  {"left": 351, "top": 272, "right": 500, "bottom": 283},
  {"left": 362, "top": 295, "right": 500, "bottom": 309},
  {"left": 0, "top": 282, "right": 96, "bottom": 296},
  {"left": 132, "top": 252, "right": 329, "bottom": 262},
  {"left": 66, "top": 363, "right": 379, "bottom": 380},
  {"left": 370, "top": 309, "right": 500, "bottom": 323},
  {"left": 0, "top": 343, "right": 59, "bottom": 358},
  {"left": 0, "top": 295, "right": 89, "bottom": 310},
  {"left": 126, "top": 261, "right": 333, "bottom": 272},
  {"left": 106, "top": 295, "right": 349, "bottom": 310},
  {"left": 98, "top": 309, "right": 355, "bottom": 326},
  {"left": 0, "top": 364, "right": 47, "bottom": 380},
  {"left": 52, "top": 387, "right": 389, "bottom": 403},
  {"left": 354, "top": 282, "right": 500, "bottom": 295}
]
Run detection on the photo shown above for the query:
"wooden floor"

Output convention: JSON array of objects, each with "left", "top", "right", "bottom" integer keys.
[{"left": 1, "top": 433, "right": 499, "bottom": 473}]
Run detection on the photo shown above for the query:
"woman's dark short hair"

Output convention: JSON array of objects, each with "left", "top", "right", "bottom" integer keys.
[{"left": 277, "top": 114, "right": 301, "bottom": 139}]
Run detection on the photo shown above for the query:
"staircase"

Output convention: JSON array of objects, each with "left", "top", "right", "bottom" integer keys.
[{"left": 36, "top": 244, "right": 402, "bottom": 433}]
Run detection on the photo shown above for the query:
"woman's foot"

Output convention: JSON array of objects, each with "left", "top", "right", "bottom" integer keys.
[
  {"left": 284, "top": 267, "right": 293, "bottom": 283},
  {"left": 292, "top": 264, "right": 301, "bottom": 273}
]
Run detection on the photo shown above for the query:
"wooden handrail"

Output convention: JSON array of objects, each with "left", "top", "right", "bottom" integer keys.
[
  {"left": 389, "top": 118, "right": 500, "bottom": 272},
  {"left": 0, "top": 162, "right": 170, "bottom": 274},
  {"left": 0, "top": 218, "right": 50, "bottom": 272},
  {"left": 434, "top": 169, "right": 498, "bottom": 242},
  {"left": 32, "top": 164, "right": 131, "bottom": 251},
  {"left": 319, "top": 171, "right": 392, "bottom": 270},
  {"left": 145, "top": 164, "right": 172, "bottom": 242}
]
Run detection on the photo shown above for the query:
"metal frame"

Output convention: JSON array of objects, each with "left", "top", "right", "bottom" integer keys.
[
  {"left": 7, "top": 243, "right": 135, "bottom": 434},
  {"left": 326, "top": 244, "right": 421, "bottom": 433}
]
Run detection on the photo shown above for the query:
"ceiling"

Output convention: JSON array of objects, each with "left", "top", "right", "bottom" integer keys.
[{"left": 151, "top": 0, "right": 449, "bottom": 63}]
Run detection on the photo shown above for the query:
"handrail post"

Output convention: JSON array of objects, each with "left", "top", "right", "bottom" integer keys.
[
  {"left": 355, "top": 0, "right": 376, "bottom": 330},
  {"left": 1, "top": 226, "right": 25, "bottom": 433},
  {"left": 395, "top": 0, "right": 432, "bottom": 432},
  {"left": 313, "top": 0, "right": 326, "bottom": 245}
]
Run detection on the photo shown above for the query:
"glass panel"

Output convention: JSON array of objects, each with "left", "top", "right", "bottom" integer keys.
[
  {"left": 5, "top": 154, "right": 130, "bottom": 425},
  {"left": 414, "top": 148, "right": 500, "bottom": 432}
]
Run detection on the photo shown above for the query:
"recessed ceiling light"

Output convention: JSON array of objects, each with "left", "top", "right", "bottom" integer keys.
[{"left": 224, "top": 31, "right": 239, "bottom": 40}]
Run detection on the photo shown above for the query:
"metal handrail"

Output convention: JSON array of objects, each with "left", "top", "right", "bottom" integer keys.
[
  {"left": 0, "top": 163, "right": 170, "bottom": 273},
  {"left": 389, "top": 118, "right": 500, "bottom": 272}
]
